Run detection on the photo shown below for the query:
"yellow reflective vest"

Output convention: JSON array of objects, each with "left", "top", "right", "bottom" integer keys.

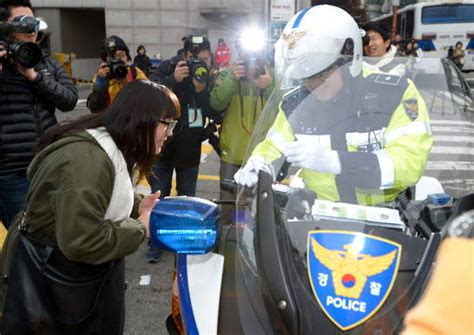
[{"left": 252, "top": 71, "right": 433, "bottom": 205}]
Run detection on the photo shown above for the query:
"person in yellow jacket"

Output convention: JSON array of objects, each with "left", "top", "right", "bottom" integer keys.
[
  {"left": 87, "top": 35, "right": 147, "bottom": 113},
  {"left": 234, "top": 5, "right": 433, "bottom": 205},
  {"left": 402, "top": 209, "right": 474, "bottom": 335}
]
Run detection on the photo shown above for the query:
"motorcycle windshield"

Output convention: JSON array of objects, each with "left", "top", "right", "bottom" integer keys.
[{"left": 234, "top": 54, "right": 473, "bottom": 334}]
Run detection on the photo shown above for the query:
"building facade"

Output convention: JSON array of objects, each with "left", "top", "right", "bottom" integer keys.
[{"left": 30, "top": 0, "right": 311, "bottom": 80}]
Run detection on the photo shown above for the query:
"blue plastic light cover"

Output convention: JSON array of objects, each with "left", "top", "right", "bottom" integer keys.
[
  {"left": 427, "top": 193, "right": 452, "bottom": 206},
  {"left": 150, "top": 196, "right": 219, "bottom": 254}
]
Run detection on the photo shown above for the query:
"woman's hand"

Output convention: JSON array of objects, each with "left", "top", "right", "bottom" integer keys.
[
  {"left": 139, "top": 191, "right": 161, "bottom": 215},
  {"left": 138, "top": 191, "right": 161, "bottom": 238}
]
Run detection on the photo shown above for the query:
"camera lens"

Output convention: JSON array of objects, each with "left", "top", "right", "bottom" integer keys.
[
  {"left": 13, "top": 42, "right": 42, "bottom": 68},
  {"left": 114, "top": 63, "right": 128, "bottom": 79},
  {"left": 192, "top": 63, "right": 208, "bottom": 82}
]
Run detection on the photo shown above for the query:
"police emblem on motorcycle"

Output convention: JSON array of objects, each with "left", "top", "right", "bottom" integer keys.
[{"left": 307, "top": 230, "right": 402, "bottom": 331}]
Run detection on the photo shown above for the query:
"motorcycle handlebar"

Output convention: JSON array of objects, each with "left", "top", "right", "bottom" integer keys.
[{"left": 220, "top": 179, "right": 238, "bottom": 195}]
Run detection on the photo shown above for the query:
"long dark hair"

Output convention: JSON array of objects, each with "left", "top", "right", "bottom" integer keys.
[{"left": 38, "top": 80, "right": 180, "bottom": 179}]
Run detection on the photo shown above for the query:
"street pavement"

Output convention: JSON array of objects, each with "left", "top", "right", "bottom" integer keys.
[{"left": 55, "top": 75, "right": 474, "bottom": 334}]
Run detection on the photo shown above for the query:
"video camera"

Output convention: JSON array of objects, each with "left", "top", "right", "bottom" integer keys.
[
  {"left": 237, "top": 28, "right": 267, "bottom": 80},
  {"left": 183, "top": 35, "right": 209, "bottom": 83},
  {"left": 0, "top": 5, "right": 43, "bottom": 69},
  {"left": 104, "top": 37, "right": 128, "bottom": 79}
]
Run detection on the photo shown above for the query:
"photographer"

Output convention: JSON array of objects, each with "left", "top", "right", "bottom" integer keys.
[
  {"left": 87, "top": 35, "right": 147, "bottom": 113},
  {"left": 147, "top": 36, "right": 219, "bottom": 262},
  {"left": 0, "top": 0, "right": 78, "bottom": 228},
  {"left": 209, "top": 30, "right": 274, "bottom": 223}
]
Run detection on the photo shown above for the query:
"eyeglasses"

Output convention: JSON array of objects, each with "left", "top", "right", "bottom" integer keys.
[{"left": 159, "top": 119, "right": 178, "bottom": 133}]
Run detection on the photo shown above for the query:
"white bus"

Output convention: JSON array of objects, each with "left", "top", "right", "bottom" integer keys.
[{"left": 372, "top": 1, "right": 474, "bottom": 71}]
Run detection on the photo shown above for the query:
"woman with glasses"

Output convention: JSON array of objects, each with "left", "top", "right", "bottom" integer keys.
[{"left": 0, "top": 80, "right": 180, "bottom": 335}]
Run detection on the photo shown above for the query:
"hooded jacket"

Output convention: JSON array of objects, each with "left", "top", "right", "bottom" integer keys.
[
  {"left": 13, "top": 131, "right": 144, "bottom": 263},
  {"left": 0, "top": 53, "right": 78, "bottom": 176},
  {"left": 0, "top": 131, "right": 145, "bottom": 334},
  {"left": 210, "top": 66, "right": 274, "bottom": 165}
]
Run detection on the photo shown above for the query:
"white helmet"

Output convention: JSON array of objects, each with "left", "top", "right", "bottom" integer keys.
[{"left": 274, "top": 5, "right": 363, "bottom": 81}]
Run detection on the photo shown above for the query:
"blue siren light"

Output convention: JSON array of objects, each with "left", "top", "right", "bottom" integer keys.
[{"left": 150, "top": 196, "right": 219, "bottom": 254}]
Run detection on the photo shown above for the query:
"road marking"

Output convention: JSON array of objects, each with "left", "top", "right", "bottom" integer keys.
[
  {"left": 426, "top": 161, "right": 474, "bottom": 171},
  {"left": 431, "top": 126, "right": 474, "bottom": 134},
  {"left": 431, "top": 146, "right": 474, "bottom": 155},
  {"left": 430, "top": 120, "right": 474, "bottom": 126},
  {"left": 202, "top": 142, "right": 214, "bottom": 155},
  {"left": 440, "top": 179, "right": 474, "bottom": 185},
  {"left": 77, "top": 98, "right": 87, "bottom": 105},
  {"left": 441, "top": 91, "right": 469, "bottom": 106},
  {"left": 198, "top": 174, "right": 220, "bottom": 181},
  {"left": 434, "top": 135, "right": 474, "bottom": 143}
]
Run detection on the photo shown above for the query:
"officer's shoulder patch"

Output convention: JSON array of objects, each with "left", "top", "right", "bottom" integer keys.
[{"left": 402, "top": 99, "right": 419, "bottom": 120}]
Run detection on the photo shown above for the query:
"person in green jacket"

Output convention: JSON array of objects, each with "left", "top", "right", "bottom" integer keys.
[
  {"left": 0, "top": 80, "right": 180, "bottom": 334},
  {"left": 210, "top": 42, "right": 274, "bottom": 223}
]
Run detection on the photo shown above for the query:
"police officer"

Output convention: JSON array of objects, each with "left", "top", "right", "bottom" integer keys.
[{"left": 234, "top": 5, "right": 433, "bottom": 205}]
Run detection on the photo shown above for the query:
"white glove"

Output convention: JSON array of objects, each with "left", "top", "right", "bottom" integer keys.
[
  {"left": 234, "top": 156, "right": 274, "bottom": 187},
  {"left": 282, "top": 141, "right": 341, "bottom": 174}
]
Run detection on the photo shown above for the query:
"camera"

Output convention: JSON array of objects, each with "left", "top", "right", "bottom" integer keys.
[
  {"left": 243, "top": 56, "right": 266, "bottom": 80},
  {"left": 184, "top": 36, "right": 209, "bottom": 83},
  {"left": 236, "top": 28, "right": 267, "bottom": 80},
  {"left": 187, "top": 57, "right": 209, "bottom": 83},
  {"left": 0, "top": 14, "right": 43, "bottom": 69},
  {"left": 0, "top": 40, "right": 42, "bottom": 68},
  {"left": 104, "top": 38, "right": 128, "bottom": 79}
]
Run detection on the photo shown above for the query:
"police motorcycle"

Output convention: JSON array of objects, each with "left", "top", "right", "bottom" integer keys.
[{"left": 149, "top": 6, "right": 474, "bottom": 335}]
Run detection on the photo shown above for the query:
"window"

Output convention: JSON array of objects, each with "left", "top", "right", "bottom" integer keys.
[
  {"left": 422, "top": 5, "right": 474, "bottom": 24},
  {"left": 405, "top": 10, "right": 414, "bottom": 37}
]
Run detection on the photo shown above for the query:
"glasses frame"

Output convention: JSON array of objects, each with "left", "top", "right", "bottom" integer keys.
[{"left": 159, "top": 119, "right": 178, "bottom": 134}]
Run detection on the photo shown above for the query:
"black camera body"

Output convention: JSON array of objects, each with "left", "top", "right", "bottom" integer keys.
[
  {"left": 243, "top": 55, "right": 266, "bottom": 80},
  {"left": 0, "top": 40, "right": 42, "bottom": 68},
  {"left": 107, "top": 57, "right": 127, "bottom": 79},
  {"left": 104, "top": 38, "right": 128, "bottom": 79}
]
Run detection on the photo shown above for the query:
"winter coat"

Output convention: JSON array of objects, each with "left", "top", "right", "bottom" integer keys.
[
  {"left": 150, "top": 57, "right": 220, "bottom": 167},
  {"left": 363, "top": 45, "right": 407, "bottom": 77},
  {"left": 209, "top": 67, "right": 274, "bottom": 165},
  {"left": 0, "top": 130, "right": 145, "bottom": 334},
  {"left": 88, "top": 66, "right": 147, "bottom": 113},
  {"left": 133, "top": 54, "right": 152, "bottom": 77},
  {"left": 215, "top": 44, "right": 231, "bottom": 67},
  {"left": 0, "top": 53, "right": 78, "bottom": 175}
]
